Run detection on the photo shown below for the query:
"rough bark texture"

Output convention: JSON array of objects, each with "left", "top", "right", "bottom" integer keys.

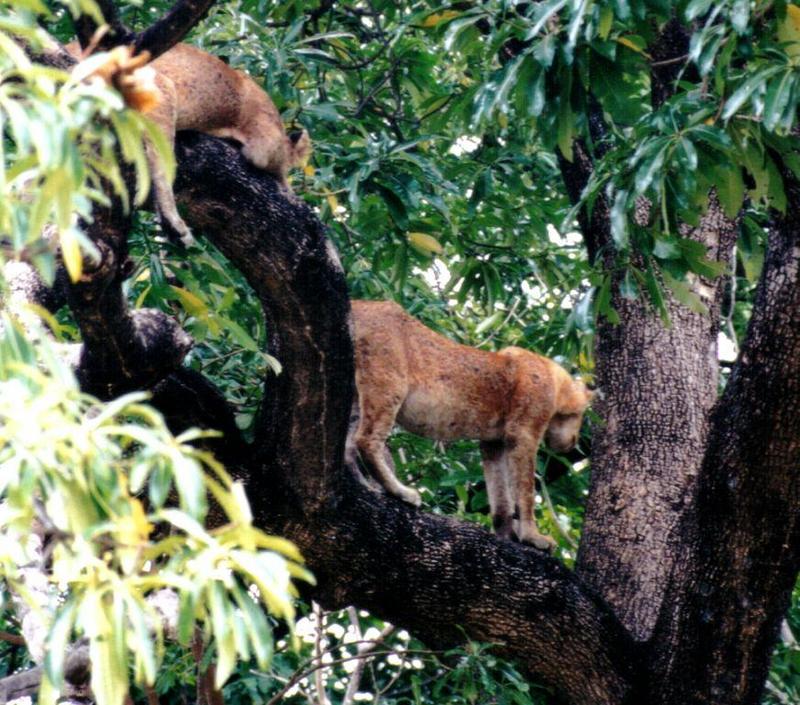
[
  {"left": 133, "top": 0, "right": 217, "bottom": 59},
  {"left": 75, "top": 0, "right": 216, "bottom": 59},
  {"left": 64, "top": 234, "right": 193, "bottom": 398},
  {"left": 648, "top": 172, "right": 800, "bottom": 704},
  {"left": 576, "top": 201, "right": 737, "bottom": 640},
  {"left": 570, "top": 19, "right": 740, "bottom": 643}
]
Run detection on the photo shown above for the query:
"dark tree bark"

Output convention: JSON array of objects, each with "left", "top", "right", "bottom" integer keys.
[
  {"left": 648, "top": 169, "right": 800, "bottom": 704},
  {"left": 576, "top": 198, "right": 737, "bottom": 640},
  {"left": 75, "top": 0, "right": 216, "bottom": 59},
  {"left": 572, "top": 18, "right": 739, "bottom": 645}
]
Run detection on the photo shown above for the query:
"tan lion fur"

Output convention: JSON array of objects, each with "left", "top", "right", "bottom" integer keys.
[
  {"left": 351, "top": 300, "right": 593, "bottom": 551},
  {"left": 67, "top": 42, "right": 310, "bottom": 246}
]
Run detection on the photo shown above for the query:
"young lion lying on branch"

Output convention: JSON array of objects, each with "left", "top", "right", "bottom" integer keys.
[
  {"left": 351, "top": 300, "right": 593, "bottom": 551},
  {"left": 67, "top": 40, "right": 309, "bottom": 247}
]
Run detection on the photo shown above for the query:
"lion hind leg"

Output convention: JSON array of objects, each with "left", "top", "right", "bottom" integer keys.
[{"left": 480, "top": 440, "right": 514, "bottom": 541}]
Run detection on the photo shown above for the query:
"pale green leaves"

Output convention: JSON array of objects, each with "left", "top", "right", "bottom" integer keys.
[
  {"left": 0, "top": 321, "right": 309, "bottom": 705},
  {"left": 0, "top": 8, "right": 169, "bottom": 283}
]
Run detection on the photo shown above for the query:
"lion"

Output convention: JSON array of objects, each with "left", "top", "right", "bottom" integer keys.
[
  {"left": 351, "top": 300, "right": 593, "bottom": 551},
  {"left": 67, "top": 41, "right": 310, "bottom": 246}
]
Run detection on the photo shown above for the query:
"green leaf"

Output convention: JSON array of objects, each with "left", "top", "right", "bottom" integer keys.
[
  {"left": 716, "top": 166, "right": 744, "bottom": 218},
  {"left": 557, "top": 97, "right": 574, "bottom": 161},
  {"left": 722, "top": 67, "right": 782, "bottom": 121},
  {"left": 765, "top": 155, "right": 787, "bottom": 211},
  {"left": 170, "top": 456, "right": 207, "bottom": 519},
  {"left": 595, "top": 275, "right": 620, "bottom": 324},
  {"left": 598, "top": 6, "right": 614, "bottom": 39},
  {"left": 677, "top": 238, "right": 727, "bottom": 278},
  {"left": 232, "top": 584, "right": 273, "bottom": 669},
  {"left": 778, "top": 4, "right": 800, "bottom": 58},
  {"left": 620, "top": 270, "right": 638, "bottom": 299},
  {"left": 525, "top": 0, "right": 569, "bottom": 40},
  {"left": 44, "top": 601, "right": 77, "bottom": 686},
  {"left": 642, "top": 262, "right": 670, "bottom": 325},
  {"left": 685, "top": 0, "right": 713, "bottom": 21},
  {"left": 763, "top": 70, "right": 794, "bottom": 132},
  {"left": 662, "top": 271, "right": 709, "bottom": 315},
  {"left": 609, "top": 188, "right": 630, "bottom": 249},
  {"left": 89, "top": 607, "right": 129, "bottom": 705},
  {"left": 533, "top": 34, "right": 556, "bottom": 68},
  {"left": 126, "top": 597, "right": 157, "bottom": 685},
  {"left": 469, "top": 169, "right": 493, "bottom": 215}
]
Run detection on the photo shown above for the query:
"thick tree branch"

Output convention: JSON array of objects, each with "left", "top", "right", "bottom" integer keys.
[
  {"left": 74, "top": 0, "right": 134, "bottom": 50},
  {"left": 75, "top": 0, "right": 216, "bottom": 61},
  {"left": 0, "top": 667, "right": 43, "bottom": 703},
  {"left": 0, "top": 644, "right": 95, "bottom": 704},
  {"left": 65, "top": 238, "right": 193, "bottom": 398},
  {"left": 174, "top": 134, "right": 353, "bottom": 512},
  {"left": 133, "top": 0, "right": 217, "bottom": 60},
  {"left": 172, "top": 132, "right": 640, "bottom": 705}
]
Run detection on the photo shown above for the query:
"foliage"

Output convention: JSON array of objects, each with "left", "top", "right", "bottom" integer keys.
[
  {"left": 1, "top": 0, "right": 800, "bottom": 703},
  {"left": 216, "top": 606, "right": 551, "bottom": 705},
  {"left": 0, "top": 317, "right": 310, "bottom": 705},
  {"left": 0, "top": 0, "right": 173, "bottom": 283}
]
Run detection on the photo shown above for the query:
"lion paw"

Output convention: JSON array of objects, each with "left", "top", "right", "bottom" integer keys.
[
  {"left": 399, "top": 487, "right": 422, "bottom": 507},
  {"left": 520, "top": 532, "right": 556, "bottom": 553}
]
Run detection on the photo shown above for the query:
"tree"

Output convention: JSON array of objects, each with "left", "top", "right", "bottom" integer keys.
[{"left": 2, "top": 0, "right": 800, "bottom": 704}]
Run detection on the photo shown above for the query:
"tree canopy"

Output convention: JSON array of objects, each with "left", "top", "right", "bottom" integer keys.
[{"left": 1, "top": 1, "right": 800, "bottom": 704}]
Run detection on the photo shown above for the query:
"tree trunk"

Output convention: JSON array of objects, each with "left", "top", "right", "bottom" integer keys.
[
  {"left": 647, "top": 171, "right": 800, "bottom": 704},
  {"left": 577, "top": 200, "right": 737, "bottom": 640}
]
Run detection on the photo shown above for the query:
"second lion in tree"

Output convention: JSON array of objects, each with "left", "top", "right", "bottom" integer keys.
[
  {"left": 68, "top": 40, "right": 310, "bottom": 247},
  {"left": 351, "top": 300, "right": 593, "bottom": 552}
]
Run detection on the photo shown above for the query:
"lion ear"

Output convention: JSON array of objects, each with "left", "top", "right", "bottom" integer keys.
[
  {"left": 584, "top": 385, "right": 600, "bottom": 403},
  {"left": 577, "top": 379, "right": 596, "bottom": 403}
]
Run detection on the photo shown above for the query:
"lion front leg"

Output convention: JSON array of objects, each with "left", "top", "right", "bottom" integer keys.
[
  {"left": 505, "top": 431, "right": 556, "bottom": 552},
  {"left": 145, "top": 76, "right": 195, "bottom": 247}
]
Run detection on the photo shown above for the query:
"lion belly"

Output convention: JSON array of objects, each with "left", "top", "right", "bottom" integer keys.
[{"left": 397, "top": 387, "right": 504, "bottom": 441}]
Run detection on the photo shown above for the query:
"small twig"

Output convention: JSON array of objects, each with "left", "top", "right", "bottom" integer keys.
[
  {"left": 538, "top": 468, "right": 578, "bottom": 550},
  {"left": 353, "top": 55, "right": 402, "bottom": 118},
  {"left": 342, "top": 611, "right": 395, "bottom": 705},
  {"left": 0, "top": 630, "right": 26, "bottom": 646},
  {"left": 476, "top": 298, "right": 521, "bottom": 348},
  {"left": 264, "top": 648, "right": 440, "bottom": 705},
  {"left": 650, "top": 53, "right": 688, "bottom": 68},
  {"left": 312, "top": 603, "right": 331, "bottom": 705}
]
